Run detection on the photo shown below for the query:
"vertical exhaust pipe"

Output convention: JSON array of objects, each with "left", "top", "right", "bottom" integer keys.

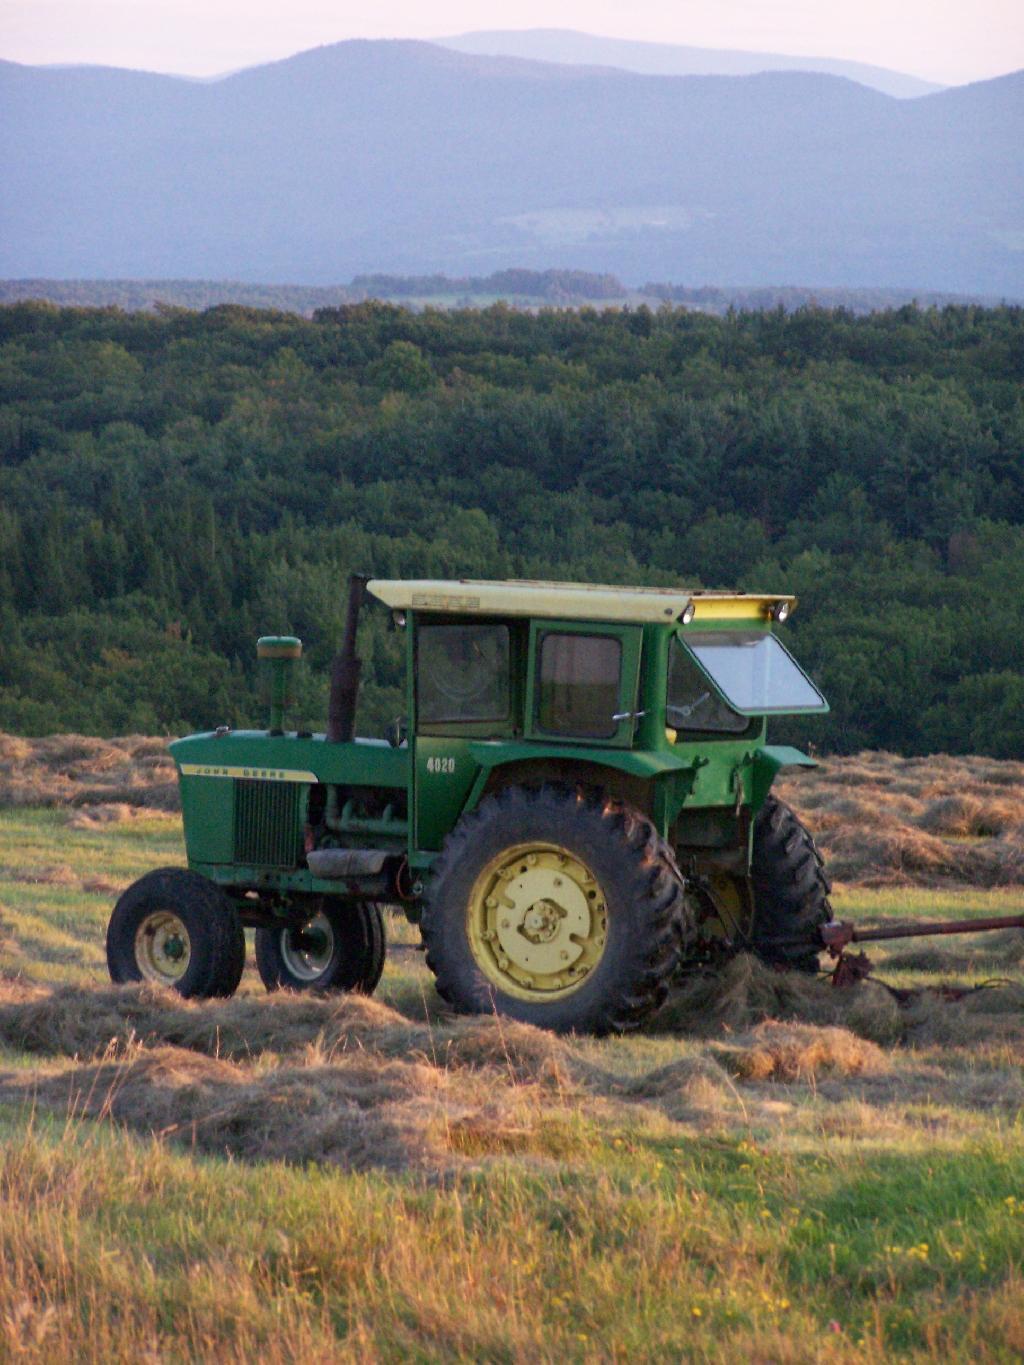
[{"left": 327, "top": 574, "right": 370, "bottom": 743}]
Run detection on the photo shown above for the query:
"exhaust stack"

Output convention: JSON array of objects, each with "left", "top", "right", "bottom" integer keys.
[{"left": 327, "top": 574, "right": 370, "bottom": 743}]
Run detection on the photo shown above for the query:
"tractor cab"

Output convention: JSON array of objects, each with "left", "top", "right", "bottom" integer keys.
[{"left": 366, "top": 579, "right": 827, "bottom": 862}]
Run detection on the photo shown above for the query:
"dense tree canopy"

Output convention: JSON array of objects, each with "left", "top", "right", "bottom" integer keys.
[{"left": 0, "top": 299, "right": 1021, "bottom": 755}]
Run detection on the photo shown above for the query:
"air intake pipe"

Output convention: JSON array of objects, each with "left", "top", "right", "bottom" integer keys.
[
  {"left": 326, "top": 573, "right": 370, "bottom": 743},
  {"left": 256, "top": 636, "right": 302, "bottom": 734}
]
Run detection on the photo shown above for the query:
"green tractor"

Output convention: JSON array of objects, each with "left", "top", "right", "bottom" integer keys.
[{"left": 107, "top": 576, "right": 831, "bottom": 1033}]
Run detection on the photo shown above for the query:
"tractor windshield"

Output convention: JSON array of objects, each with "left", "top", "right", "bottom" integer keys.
[{"left": 669, "top": 631, "right": 827, "bottom": 721}]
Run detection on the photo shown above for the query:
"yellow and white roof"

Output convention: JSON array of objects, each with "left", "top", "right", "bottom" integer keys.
[{"left": 367, "top": 579, "right": 794, "bottom": 625}]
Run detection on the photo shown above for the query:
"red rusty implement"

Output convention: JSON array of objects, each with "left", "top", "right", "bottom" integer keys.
[{"left": 764, "top": 913, "right": 1024, "bottom": 989}]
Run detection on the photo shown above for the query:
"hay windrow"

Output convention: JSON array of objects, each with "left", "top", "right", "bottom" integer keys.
[
  {"left": 0, "top": 959, "right": 1022, "bottom": 1173},
  {"left": 0, "top": 981, "right": 437, "bottom": 1063},
  {"left": 777, "top": 752, "right": 1024, "bottom": 889},
  {"left": 708, "top": 1022, "right": 888, "bottom": 1082},
  {"left": 656, "top": 954, "right": 905, "bottom": 1044},
  {"left": 0, "top": 733, "right": 177, "bottom": 812},
  {"left": 0, "top": 1047, "right": 475, "bottom": 1172}
]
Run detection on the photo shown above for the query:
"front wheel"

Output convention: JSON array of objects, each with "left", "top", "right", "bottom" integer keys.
[
  {"left": 421, "top": 785, "right": 692, "bottom": 1035},
  {"left": 254, "top": 899, "right": 386, "bottom": 993},
  {"left": 107, "top": 867, "right": 245, "bottom": 999}
]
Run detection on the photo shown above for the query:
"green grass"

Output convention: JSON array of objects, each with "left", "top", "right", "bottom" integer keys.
[{"left": 1, "top": 806, "right": 1024, "bottom": 1361}]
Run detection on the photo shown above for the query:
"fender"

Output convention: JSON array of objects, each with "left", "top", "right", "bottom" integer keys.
[
  {"left": 751, "top": 745, "right": 817, "bottom": 810},
  {"left": 461, "top": 740, "right": 698, "bottom": 819}
]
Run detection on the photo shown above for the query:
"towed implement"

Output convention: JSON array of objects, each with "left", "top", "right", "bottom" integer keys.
[{"left": 105, "top": 575, "right": 1006, "bottom": 1034}]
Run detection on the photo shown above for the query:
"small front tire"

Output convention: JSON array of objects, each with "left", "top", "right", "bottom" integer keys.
[
  {"left": 254, "top": 899, "right": 386, "bottom": 994},
  {"left": 107, "top": 867, "right": 245, "bottom": 999}
]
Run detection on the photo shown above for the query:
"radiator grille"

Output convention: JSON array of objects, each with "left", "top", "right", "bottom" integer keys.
[{"left": 233, "top": 780, "right": 302, "bottom": 867}]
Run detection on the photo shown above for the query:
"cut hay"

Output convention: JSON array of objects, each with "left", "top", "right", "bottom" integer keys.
[
  {"left": 656, "top": 954, "right": 904, "bottom": 1045},
  {"left": 0, "top": 1046, "right": 469, "bottom": 1172},
  {"left": 919, "top": 794, "right": 1024, "bottom": 838},
  {"left": 778, "top": 751, "right": 1024, "bottom": 890},
  {"left": 709, "top": 1021, "right": 887, "bottom": 1082},
  {"left": 0, "top": 980, "right": 435, "bottom": 1063},
  {"left": 0, "top": 732, "right": 178, "bottom": 813}
]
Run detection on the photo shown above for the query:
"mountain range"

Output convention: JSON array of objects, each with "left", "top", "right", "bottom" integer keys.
[
  {"left": 1, "top": 39, "right": 1021, "bottom": 293},
  {"left": 440, "top": 29, "right": 944, "bottom": 99}
]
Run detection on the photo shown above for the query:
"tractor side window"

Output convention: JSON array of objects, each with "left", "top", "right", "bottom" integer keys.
[
  {"left": 417, "top": 624, "right": 510, "bottom": 724},
  {"left": 536, "top": 633, "right": 621, "bottom": 739},
  {"left": 667, "top": 639, "right": 748, "bottom": 733}
]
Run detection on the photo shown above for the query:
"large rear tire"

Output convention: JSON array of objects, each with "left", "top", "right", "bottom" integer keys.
[
  {"left": 107, "top": 867, "right": 245, "bottom": 999},
  {"left": 749, "top": 796, "right": 831, "bottom": 973},
  {"left": 421, "top": 785, "right": 692, "bottom": 1035},
  {"left": 254, "top": 898, "right": 386, "bottom": 994}
]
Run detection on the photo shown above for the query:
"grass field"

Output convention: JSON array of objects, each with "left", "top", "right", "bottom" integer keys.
[{"left": 1, "top": 805, "right": 1024, "bottom": 1361}]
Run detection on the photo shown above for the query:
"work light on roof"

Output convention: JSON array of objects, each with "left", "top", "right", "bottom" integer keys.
[
  {"left": 771, "top": 601, "right": 791, "bottom": 623},
  {"left": 679, "top": 601, "right": 696, "bottom": 625}
]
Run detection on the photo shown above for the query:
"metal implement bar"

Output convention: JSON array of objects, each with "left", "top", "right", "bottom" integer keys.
[{"left": 765, "top": 913, "right": 1024, "bottom": 952}]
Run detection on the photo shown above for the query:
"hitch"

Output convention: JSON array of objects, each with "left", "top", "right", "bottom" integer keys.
[{"left": 766, "top": 912, "right": 1024, "bottom": 988}]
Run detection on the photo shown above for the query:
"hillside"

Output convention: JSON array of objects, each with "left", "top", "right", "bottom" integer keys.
[
  {"left": 1, "top": 42, "right": 1021, "bottom": 292},
  {"left": 1, "top": 300, "right": 1022, "bottom": 752},
  {"left": 441, "top": 28, "right": 945, "bottom": 98}
]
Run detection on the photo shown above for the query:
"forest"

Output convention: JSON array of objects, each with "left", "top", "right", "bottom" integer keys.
[{"left": 0, "top": 298, "right": 1021, "bottom": 756}]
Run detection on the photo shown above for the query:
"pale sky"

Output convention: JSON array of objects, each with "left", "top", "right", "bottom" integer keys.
[{"left": 2, "top": 0, "right": 1022, "bottom": 86}]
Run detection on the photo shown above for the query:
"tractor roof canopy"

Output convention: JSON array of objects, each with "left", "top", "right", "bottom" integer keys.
[{"left": 367, "top": 579, "right": 795, "bottom": 626}]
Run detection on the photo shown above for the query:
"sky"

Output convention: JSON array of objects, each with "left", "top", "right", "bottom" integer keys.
[{"left": 1, "top": 0, "right": 1022, "bottom": 86}]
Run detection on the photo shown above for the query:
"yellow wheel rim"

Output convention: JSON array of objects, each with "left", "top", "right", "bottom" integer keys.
[
  {"left": 467, "top": 843, "right": 608, "bottom": 1001},
  {"left": 135, "top": 910, "right": 191, "bottom": 985},
  {"left": 691, "top": 871, "right": 752, "bottom": 943}
]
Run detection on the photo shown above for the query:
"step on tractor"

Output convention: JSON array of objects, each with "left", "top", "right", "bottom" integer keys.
[{"left": 107, "top": 576, "right": 836, "bottom": 1034}]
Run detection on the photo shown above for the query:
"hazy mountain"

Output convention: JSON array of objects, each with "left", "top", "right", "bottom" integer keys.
[
  {"left": 1, "top": 41, "right": 1021, "bottom": 294},
  {"left": 440, "top": 29, "right": 944, "bottom": 99}
]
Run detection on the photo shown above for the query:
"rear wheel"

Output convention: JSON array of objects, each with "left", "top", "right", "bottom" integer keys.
[
  {"left": 421, "top": 785, "right": 692, "bottom": 1034},
  {"left": 254, "top": 898, "right": 386, "bottom": 993},
  {"left": 107, "top": 867, "right": 245, "bottom": 999},
  {"left": 749, "top": 796, "right": 831, "bottom": 972}
]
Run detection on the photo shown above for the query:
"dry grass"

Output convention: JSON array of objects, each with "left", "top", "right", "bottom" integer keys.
[
  {"left": 0, "top": 947, "right": 1021, "bottom": 1181},
  {"left": 1, "top": 767, "right": 1024, "bottom": 1357},
  {"left": 778, "top": 751, "right": 1024, "bottom": 888},
  {"left": 0, "top": 733, "right": 179, "bottom": 812}
]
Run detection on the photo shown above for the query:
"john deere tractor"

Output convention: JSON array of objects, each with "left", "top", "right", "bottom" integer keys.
[{"left": 107, "top": 577, "right": 831, "bottom": 1033}]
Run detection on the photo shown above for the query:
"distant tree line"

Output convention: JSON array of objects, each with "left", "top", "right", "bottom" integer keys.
[
  {"left": 1, "top": 274, "right": 1011, "bottom": 317},
  {"left": 0, "top": 298, "right": 1022, "bottom": 755}
]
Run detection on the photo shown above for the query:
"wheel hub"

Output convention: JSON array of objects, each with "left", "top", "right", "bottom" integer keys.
[
  {"left": 280, "top": 911, "right": 335, "bottom": 981},
  {"left": 468, "top": 845, "right": 608, "bottom": 999},
  {"left": 135, "top": 910, "right": 192, "bottom": 985},
  {"left": 520, "top": 898, "right": 565, "bottom": 944}
]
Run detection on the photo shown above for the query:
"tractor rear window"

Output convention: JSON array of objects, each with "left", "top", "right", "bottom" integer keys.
[
  {"left": 536, "top": 632, "right": 621, "bottom": 739},
  {"left": 668, "top": 640, "right": 749, "bottom": 733},
  {"left": 681, "top": 631, "right": 828, "bottom": 714},
  {"left": 417, "top": 624, "right": 510, "bottom": 724}
]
